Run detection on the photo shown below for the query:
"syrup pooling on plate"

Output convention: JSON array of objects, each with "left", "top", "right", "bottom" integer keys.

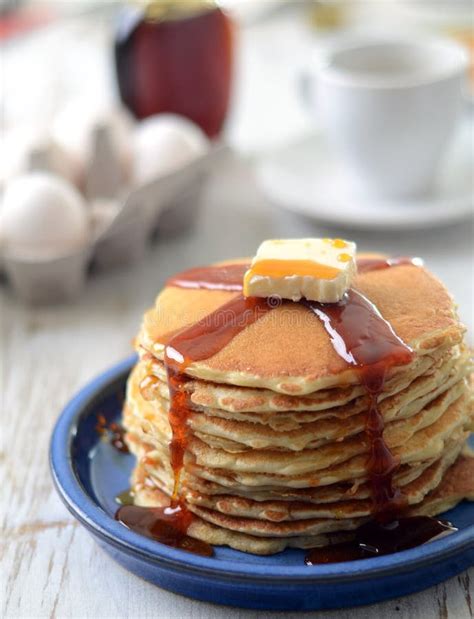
[
  {"left": 305, "top": 517, "right": 457, "bottom": 564},
  {"left": 115, "top": 504, "right": 214, "bottom": 556}
]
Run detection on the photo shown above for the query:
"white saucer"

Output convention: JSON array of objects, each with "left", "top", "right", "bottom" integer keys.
[{"left": 255, "top": 120, "right": 473, "bottom": 230}]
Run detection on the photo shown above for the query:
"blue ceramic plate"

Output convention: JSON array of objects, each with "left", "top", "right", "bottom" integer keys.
[{"left": 50, "top": 356, "right": 474, "bottom": 611}]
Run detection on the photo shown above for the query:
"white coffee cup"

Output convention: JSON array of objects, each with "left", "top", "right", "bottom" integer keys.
[{"left": 303, "top": 36, "right": 468, "bottom": 201}]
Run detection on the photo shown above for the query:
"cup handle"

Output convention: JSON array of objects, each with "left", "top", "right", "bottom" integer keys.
[{"left": 297, "top": 45, "right": 334, "bottom": 117}]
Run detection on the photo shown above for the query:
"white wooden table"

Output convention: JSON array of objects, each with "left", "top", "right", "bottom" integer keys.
[{"left": 2, "top": 156, "right": 473, "bottom": 619}]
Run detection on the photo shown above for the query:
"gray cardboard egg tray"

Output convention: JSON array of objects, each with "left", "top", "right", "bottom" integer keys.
[{"left": 1, "top": 130, "right": 230, "bottom": 305}]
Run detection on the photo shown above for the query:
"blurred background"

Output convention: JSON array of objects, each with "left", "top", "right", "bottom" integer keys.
[{"left": 0, "top": 0, "right": 473, "bottom": 331}]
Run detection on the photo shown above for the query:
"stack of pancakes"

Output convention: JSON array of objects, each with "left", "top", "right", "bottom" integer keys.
[{"left": 123, "top": 259, "right": 474, "bottom": 555}]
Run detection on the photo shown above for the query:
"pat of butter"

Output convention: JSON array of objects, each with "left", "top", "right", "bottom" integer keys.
[{"left": 243, "top": 238, "right": 357, "bottom": 303}]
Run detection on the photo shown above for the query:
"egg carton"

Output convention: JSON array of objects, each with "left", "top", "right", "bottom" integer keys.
[{"left": 1, "top": 141, "right": 230, "bottom": 305}]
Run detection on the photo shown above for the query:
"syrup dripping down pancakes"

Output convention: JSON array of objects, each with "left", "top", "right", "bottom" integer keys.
[{"left": 118, "top": 256, "right": 474, "bottom": 556}]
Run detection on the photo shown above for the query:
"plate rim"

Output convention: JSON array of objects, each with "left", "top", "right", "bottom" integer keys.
[{"left": 50, "top": 355, "right": 474, "bottom": 584}]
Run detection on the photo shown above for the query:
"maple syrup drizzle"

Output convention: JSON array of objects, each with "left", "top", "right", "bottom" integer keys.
[
  {"left": 117, "top": 294, "right": 272, "bottom": 556},
  {"left": 304, "top": 289, "right": 414, "bottom": 519},
  {"left": 166, "top": 264, "right": 248, "bottom": 291},
  {"left": 119, "top": 257, "right": 457, "bottom": 560},
  {"left": 166, "top": 257, "right": 422, "bottom": 292},
  {"left": 164, "top": 294, "right": 273, "bottom": 498},
  {"left": 303, "top": 289, "right": 458, "bottom": 562}
]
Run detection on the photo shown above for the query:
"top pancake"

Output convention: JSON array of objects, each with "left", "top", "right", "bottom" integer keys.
[{"left": 138, "top": 258, "right": 464, "bottom": 394}]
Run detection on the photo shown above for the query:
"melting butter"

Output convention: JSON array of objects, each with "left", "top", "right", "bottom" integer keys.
[{"left": 243, "top": 238, "right": 357, "bottom": 303}]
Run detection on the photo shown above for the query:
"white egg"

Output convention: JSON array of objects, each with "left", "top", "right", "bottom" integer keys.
[
  {"left": 0, "top": 126, "right": 80, "bottom": 188},
  {"left": 30, "top": 140, "right": 82, "bottom": 188},
  {"left": 52, "top": 101, "right": 134, "bottom": 183},
  {"left": 0, "top": 173, "right": 89, "bottom": 258},
  {"left": 132, "top": 114, "right": 209, "bottom": 185}
]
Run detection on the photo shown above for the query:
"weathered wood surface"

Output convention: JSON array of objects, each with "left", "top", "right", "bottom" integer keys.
[{"left": 2, "top": 159, "right": 473, "bottom": 618}]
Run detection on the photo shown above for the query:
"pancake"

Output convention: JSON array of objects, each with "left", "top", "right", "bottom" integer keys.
[
  {"left": 184, "top": 457, "right": 445, "bottom": 502},
  {"left": 120, "top": 254, "right": 473, "bottom": 556},
  {"left": 131, "top": 453, "right": 474, "bottom": 555},
  {"left": 139, "top": 343, "right": 453, "bottom": 411},
  {"left": 182, "top": 444, "right": 463, "bottom": 520},
  {"left": 129, "top": 365, "right": 469, "bottom": 453},
  {"left": 137, "top": 344, "right": 462, "bottom": 416},
  {"left": 151, "top": 361, "right": 464, "bottom": 434},
  {"left": 138, "top": 261, "right": 464, "bottom": 394},
  {"left": 185, "top": 395, "right": 470, "bottom": 475},
  {"left": 409, "top": 454, "right": 474, "bottom": 515},
  {"left": 125, "top": 392, "right": 471, "bottom": 498},
  {"left": 127, "top": 366, "right": 468, "bottom": 468}
]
